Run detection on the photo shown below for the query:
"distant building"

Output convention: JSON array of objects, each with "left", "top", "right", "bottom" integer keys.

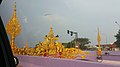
[
  {"left": 85, "top": 45, "right": 97, "bottom": 51},
  {"left": 96, "top": 43, "right": 119, "bottom": 51}
]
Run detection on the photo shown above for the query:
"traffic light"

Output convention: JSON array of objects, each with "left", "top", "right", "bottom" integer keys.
[
  {"left": 67, "top": 30, "right": 69, "bottom": 34},
  {"left": 71, "top": 31, "right": 73, "bottom": 36}
]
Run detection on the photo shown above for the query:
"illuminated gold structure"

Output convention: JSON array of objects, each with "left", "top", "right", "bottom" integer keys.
[
  {"left": 35, "top": 26, "right": 64, "bottom": 57},
  {"left": 10, "top": 26, "right": 88, "bottom": 59},
  {"left": 97, "top": 28, "right": 102, "bottom": 56},
  {"left": 33, "top": 26, "right": 89, "bottom": 59},
  {"left": 6, "top": 2, "right": 89, "bottom": 59},
  {"left": 6, "top": 2, "right": 21, "bottom": 54}
]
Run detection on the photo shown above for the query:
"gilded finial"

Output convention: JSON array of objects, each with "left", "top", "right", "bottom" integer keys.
[
  {"left": 50, "top": 25, "right": 52, "bottom": 29},
  {"left": 13, "top": 2, "right": 17, "bottom": 15},
  {"left": 48, "top": 26, "right": 54, "bottom": 37},
  {"left": 25, "top": 42, "right": 29, "bottom": 48},
  {"left": 14, "top": 2, "right": 16, "bottom": 9}
]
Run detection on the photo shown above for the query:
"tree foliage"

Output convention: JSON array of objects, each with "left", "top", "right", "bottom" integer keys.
[
  {"left": 62, "top": 38, "right": 91, "bottom": 50},
  {"left": 114, "top": 29, "right": 120, "bottom": 48}
]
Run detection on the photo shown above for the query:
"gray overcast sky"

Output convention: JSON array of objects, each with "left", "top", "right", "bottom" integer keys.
[{"left": 0, "top": 0, "right": 120, "bottom": 47}]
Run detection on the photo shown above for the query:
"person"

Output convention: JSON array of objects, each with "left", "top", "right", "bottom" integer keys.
[
  {"left": 96, "top": 49, "right": 103, "bottom": 62},
  {"left": 105, "top": 51, "right": 110, "bottom": 55}
]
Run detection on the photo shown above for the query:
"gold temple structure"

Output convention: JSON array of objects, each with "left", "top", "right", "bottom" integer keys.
[
  {"left": 6, "top": 2, "right": 89, "bottom": 59},
  {"left": 6, "top": 2, "right": 21, "bottom": 54}
]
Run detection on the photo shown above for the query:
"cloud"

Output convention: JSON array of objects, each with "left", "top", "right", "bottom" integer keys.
[
  {"left": 43, "top": 13, "right": 62, "bottom": 22},
  {"left": 44, "top": 13, "right": 53, "bottom": 16}
]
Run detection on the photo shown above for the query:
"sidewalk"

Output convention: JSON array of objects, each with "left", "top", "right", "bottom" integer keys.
[{"left": 102, "top": 60, "right": 120, "bottom": 66}]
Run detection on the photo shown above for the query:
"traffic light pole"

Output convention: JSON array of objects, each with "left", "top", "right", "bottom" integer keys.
[
  {"left": 74, "top": 32, "right": 78, "bottom": 40},
  {"left": 67, "top": 30, "right": 78, "bottom": 48}
]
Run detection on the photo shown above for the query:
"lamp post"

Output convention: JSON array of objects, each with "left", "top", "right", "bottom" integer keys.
[{"left": 67, "top": 30, "right": 78, "bottom": 48}]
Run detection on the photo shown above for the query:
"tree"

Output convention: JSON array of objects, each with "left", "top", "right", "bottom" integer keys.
[
  {"left": 72, "top": 38, "right": 91, "bottom": 50},
  {"left": 114, "top": 29, "right": 120, "bottom": 48},
  {"left": 63, "top": 38, "right": 91, "bottom": 50},
  {"left": 63, "top": 41, "right": 77, "bottom": 48}
]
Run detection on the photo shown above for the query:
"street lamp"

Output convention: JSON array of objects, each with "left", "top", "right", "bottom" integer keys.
[{"left": 67, "top": 30, "right": 78, "bottom": 48}]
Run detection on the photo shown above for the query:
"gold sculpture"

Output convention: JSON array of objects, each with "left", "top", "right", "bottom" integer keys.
[
  {"left": 97, "top": 28, "right": 102, "bottom": 56},
  {"left": 34, "top": 26, "right": 64, "bottom": 57},
  {"left": 6, "top": 2, "right": 89, "bottom": 59},
  {"left": 6, "top": 2, "right": 21, "bottom": 54},
  {"left": 8, "top": 26, "right": 88, "bottom": 59}
]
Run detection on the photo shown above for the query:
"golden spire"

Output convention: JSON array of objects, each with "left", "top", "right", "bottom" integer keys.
[
  {"left": 97, "top": 28, "right": 102, "bottom": 56},
  {"left": 6, "top": 2, "right": 21, "bottom": 37},
  {"left": 48, "top": 26, "right": 54, "bottom": 38},
  {"left": 25, "top": 42, "right": 29, "bottom": 48},
  {"left": 14, "top": 2, "right": 17, "bottom": 17},
  {"left": 97, "top": 28, "right": 101, "bottom": 48},
  {"left": 6, "top": 2, "right": 21, "bottom": 53}
]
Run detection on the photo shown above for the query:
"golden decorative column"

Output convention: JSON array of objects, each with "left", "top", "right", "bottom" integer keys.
[
  {"left": 6, "top": 2, "right": 21, "bottom": 53},
  {"left": 97, "top": 28, "right": 102, "bottom": 56}
]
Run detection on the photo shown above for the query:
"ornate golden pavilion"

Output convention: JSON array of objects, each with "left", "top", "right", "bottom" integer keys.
[{"left": 6, "top": 2, "right": 89, "bottom": 59}]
